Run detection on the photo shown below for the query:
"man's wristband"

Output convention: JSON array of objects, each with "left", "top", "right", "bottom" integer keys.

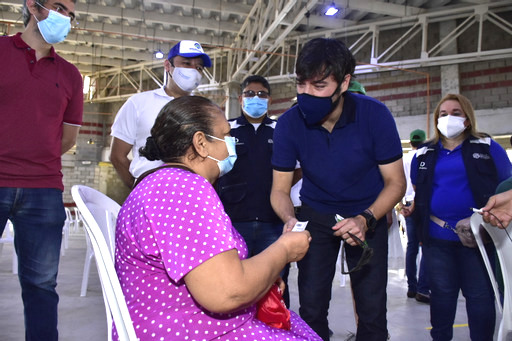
[{"left": 358, "top": 209, "right": 377, "bottom": 233}]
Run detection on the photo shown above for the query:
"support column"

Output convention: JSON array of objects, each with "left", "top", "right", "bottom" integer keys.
[
  {"left": 224, "top": 81, "right": 241, "bottom": 120},
  {"left": 439, "top": 20, "right": 460, "bottom": 96}
]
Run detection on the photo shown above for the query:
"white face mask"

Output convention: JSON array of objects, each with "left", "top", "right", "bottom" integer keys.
[
  {"left": 171, "top": 67, "right": 202, "bottom": 92},
  {"left": 437, "top": 115, "right": 467, "bottom": 139}
]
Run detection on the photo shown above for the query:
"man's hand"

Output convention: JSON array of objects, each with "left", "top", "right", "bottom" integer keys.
[
  {"left": 283, "top": 217, "right": 298, "bottom": 233},
  {"left": 332, "top": 215, "right": 367, "bottom": 246},
  {"left": 401, "top": 202, "right": 415, "bottom": 217},
  {"left": 481, "top": 189, "right": 512, "bottom": 228}
]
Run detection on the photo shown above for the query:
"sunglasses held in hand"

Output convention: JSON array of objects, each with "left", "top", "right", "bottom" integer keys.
[{"left": 341, "top": 231, "right": 374, "bottom": 274}]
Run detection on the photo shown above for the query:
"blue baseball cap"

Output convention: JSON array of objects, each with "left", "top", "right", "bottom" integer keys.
[{"left": 167, "top": 40, "right": 212, "bottom": 68}]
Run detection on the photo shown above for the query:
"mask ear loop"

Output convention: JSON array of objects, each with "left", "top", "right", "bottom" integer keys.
[
  {"left": 329, "top": 82, "right": 343, "bottom": 109},
  {"left": 166, "top": 59, "right": 175, "bottom": 85},
  {"left": 32, "top": 1, "right": 44, "bottom": 23}
]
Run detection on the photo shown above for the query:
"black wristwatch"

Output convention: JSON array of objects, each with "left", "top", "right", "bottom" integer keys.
[{"left": 359, "top": 209, "right": 377, "bottom": 233}]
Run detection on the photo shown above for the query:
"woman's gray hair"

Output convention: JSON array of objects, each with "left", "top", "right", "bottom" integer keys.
[{"left": 139, "top": 96, "right": 221, "bottom": 163}]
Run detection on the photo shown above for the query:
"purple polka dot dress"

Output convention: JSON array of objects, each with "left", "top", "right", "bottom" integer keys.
[{"left": 115, "top": 168, "right": 321, "bottom": 341}]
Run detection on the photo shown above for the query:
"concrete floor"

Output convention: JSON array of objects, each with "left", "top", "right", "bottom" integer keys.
[{"left": 0, "top": 230, "right": 501, "bottom": 341}]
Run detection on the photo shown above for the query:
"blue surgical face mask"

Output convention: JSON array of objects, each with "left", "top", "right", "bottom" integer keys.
[
  {"left": 242, "top": 97, "right": 268, "bottom": 119},
  {"left": 297, "top": 85, "right": 342, "bottom": 126},
  {"left": 34, "top": 3, "right": 71, "bottom": 44},
  {"left": 206, "top": 135, "right": 238, "bottom": 177}
]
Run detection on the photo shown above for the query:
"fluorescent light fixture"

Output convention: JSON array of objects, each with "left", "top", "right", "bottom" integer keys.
[
  {"left": 154, "top": 50, "right": 164, "bottom": 59},
  {"left": 325, "top": 3, "right": 339, "bottom": 16},
  {"left": 83, "top": 76, "right": 91, "bottom": 95}
]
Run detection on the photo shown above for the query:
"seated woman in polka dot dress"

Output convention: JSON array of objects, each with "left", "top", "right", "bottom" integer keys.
[{"left": 114, "top": 96, "right": 321, "bottom": 341}]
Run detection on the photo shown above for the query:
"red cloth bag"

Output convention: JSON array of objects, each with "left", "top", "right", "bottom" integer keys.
[{"left": 256, "top": 283, "right": 291, "bottom": 330}]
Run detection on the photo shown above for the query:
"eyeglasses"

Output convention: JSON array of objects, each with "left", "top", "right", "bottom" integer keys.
[
  {"left": 341, "top": 232, "right": 374, "bottom": 274},
  {"left": 242, "top": 90, "right": 270, "bottom": 99},
  {"left": 37, "top": 2, "right": 79, "bottom": 28}
]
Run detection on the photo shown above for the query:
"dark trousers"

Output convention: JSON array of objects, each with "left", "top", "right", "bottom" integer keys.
[
  {"left": 405, "top": 215, "right": 429, "bottom": 295},
  {"left": 233, "top": 220, "right": 290, "bottom": 306},
  {"left": 423, "top": 239, "right": 496, "bottom": 341},
  {"left": 0, "top": 188, "right": 65, "bottom": 341},
  {"left": 297, "top": 205, "right": 389, "bottom": 341}
]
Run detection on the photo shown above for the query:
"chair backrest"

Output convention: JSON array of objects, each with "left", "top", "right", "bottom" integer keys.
[
  {"left": 73, "top": 206, "right": 83, "bottom": 232},
  {"left": 470, "top": 213, "right": 512, "bottom": 341},
  {"left": 64, "top": 207, "right": 72, "bottom": 225},
  {"left": 74, "top": 186, "right": 119, "bottom": 256},
  {"left": 71, "top": 185, "right": 138, "bottom": 341}
]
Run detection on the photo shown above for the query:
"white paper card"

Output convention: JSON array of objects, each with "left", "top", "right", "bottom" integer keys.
[{"left": 292, "top": 221, "right": 308, "bottom": 232}]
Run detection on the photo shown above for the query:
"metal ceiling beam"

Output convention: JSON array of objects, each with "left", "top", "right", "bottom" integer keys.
[
  {"left": 246, "top": 0, "right": 320, "bottom": 77},
  {"left": 144, "top": 0, "right": 253, "bottom": 16},
  {"left": 85, "top": 1, "right": 511, "bottom": 102},
  {"left": 337, "top": 0, "right": 423, "bottom": 17},
  {"left": 2, "top": 0, "right": 510, "bottom": 104},
  {"left": 229, "top": 0, "right": 304, "bottom": 81}
]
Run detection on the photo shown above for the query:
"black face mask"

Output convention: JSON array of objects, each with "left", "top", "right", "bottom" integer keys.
[{"left": 297, "top": 84, "right": 342, "bottom": 126}]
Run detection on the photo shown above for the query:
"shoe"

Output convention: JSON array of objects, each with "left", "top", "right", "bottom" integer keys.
[
  {"left": 415, "top": 293, "right": 430, "bottom": 303},
  {"left": 407, "top": 291, "right": 416, "bottom": 298}
]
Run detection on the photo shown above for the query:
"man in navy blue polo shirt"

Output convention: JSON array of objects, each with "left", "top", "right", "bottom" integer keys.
[
  {"left": 216, "top": 75, "right": 282, "bottom": 255},
  {"left": 216, "top": 75, "right": 291, "bottom": 302},
  {"left": 270, "top": 38, "right": 405, "bottom": 341}
]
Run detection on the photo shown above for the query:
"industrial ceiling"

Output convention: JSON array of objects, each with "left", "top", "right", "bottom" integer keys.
[{"left": 1, "top": 0, "right": 511, "bottom": 102}]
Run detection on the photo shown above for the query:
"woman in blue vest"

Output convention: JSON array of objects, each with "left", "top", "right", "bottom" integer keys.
[{"left": 410, "top": 93, "right": 511, "bottom": 341}]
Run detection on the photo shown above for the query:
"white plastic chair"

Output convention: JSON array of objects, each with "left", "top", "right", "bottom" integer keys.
[
  {"left": 81, "top": 228, "right": 95, "bottom": 297},
  {"left": 71, "top": 185, "right": 138, "bottom": 341},
  {"left": 61, "top": 207, "right": 72, "bottom": 255},
  {"left": 73, "top": 207, "right": 83, "bottom": 233},
  {"left": 78, "top": 194, "right": 115, "bottom": 297},
  {"left": 470, "top": 213, "right": 512, "bottom": 341},
  {"left": 0, "top": 220, "right": 17, "bottom": 274}
]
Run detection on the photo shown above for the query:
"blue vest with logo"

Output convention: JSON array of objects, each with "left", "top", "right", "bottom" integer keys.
[{"left": 413, "top": 136, "right": 499, "bottom": 243}]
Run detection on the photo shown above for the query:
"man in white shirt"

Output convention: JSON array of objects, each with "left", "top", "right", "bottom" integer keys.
[
  {"left": 401, "top": 129, "right": 430, "bottom": 303},
  {"left": 110, "top": 40, "right": 211, "bottom": 187}
]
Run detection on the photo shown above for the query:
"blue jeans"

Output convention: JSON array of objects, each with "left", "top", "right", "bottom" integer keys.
[
  {"left": 423, "top": 239, "right": 496, "bottom": 341},
  {"left": 233, "top": 221, "right": 283, "bottom": 256},
  {"left": 0, "top": 188, "right": 65, "bottom": 341},
  {"left": 297, "top": 206, "right": 389, "bottom": 341},
  {"left": 233, "top": 221, "right": 290, "bottom": 305},
  {"left": 405, "top": 215, "right": 429, "bottom": 295}
]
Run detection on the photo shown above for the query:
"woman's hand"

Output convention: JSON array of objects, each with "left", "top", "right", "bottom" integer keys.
[
  {"left": 482, "top": 189, "right": 512, "bottom": 228},
  {"left": 184, "top": 230, "right": 310, "bottom": 314},
  {"left": 275, "top": 277, "right": 286, "bottom": 293},
  {"left": 275, "top": 230, "right": 311, "bottom": 263}
]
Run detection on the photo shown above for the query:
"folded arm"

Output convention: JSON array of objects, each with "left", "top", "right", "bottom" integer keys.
[
  {"left": 110, "top": 137, "right": 135, "bottom": 188},
  {"left": 184, "top": 231, "right": 310, "bottom": 313},
  {"left": 61, "top": 124, "right": 80, "bottom": 155}
]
